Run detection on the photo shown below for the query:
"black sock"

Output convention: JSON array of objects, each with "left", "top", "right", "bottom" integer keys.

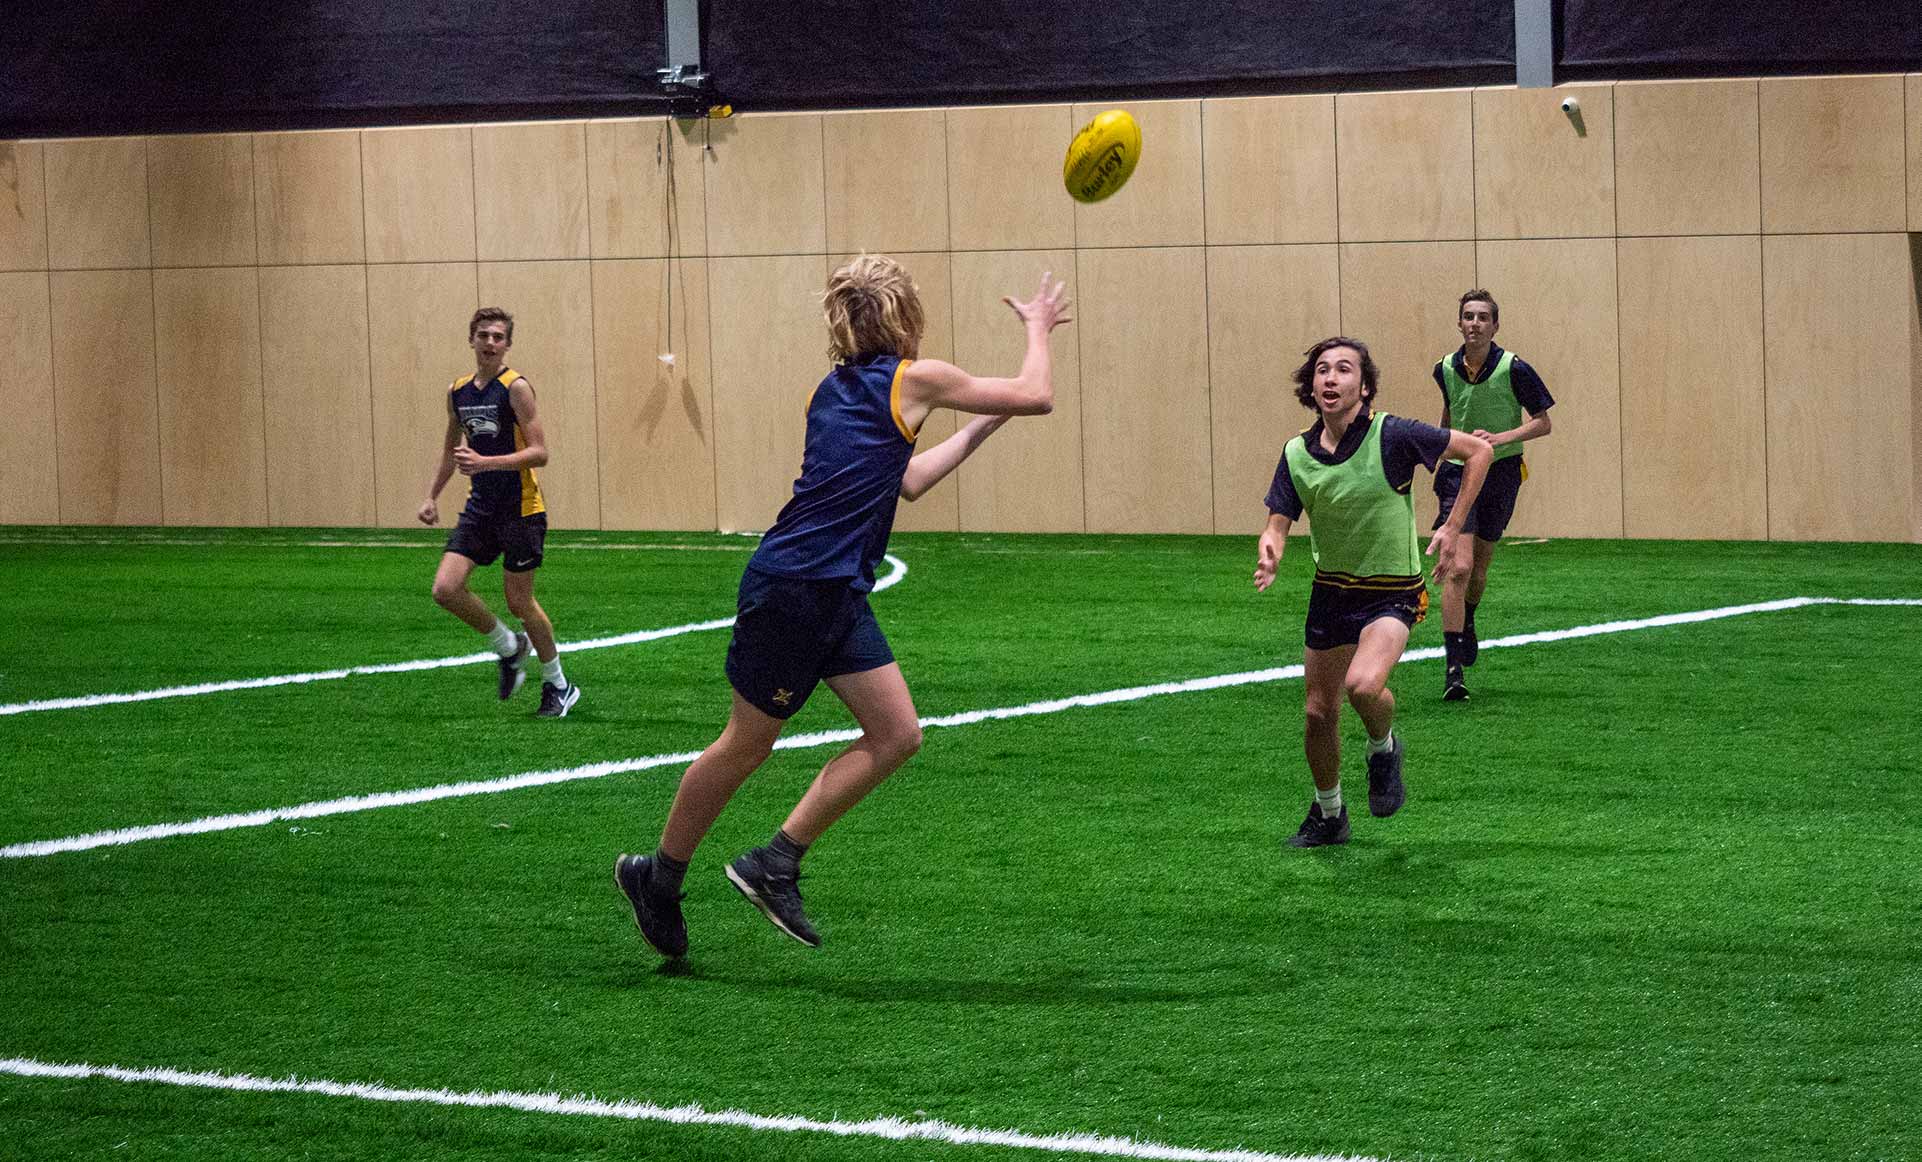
[
  {"left": 1444, "top": 632, "right": 1466, "bottom": 670},
  {"left": 1464, "top": 602, "right": 1479, "bottom": 635},
  {"left": 651, "top": 848, "right": 689, "bottom": 891},
  {"left": 768, "top": 828, "right": 809, "bottom": 871}
]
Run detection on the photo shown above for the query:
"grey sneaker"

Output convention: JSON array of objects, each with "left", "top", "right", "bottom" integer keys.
[
  {"left": 1366, "top": 735, "right": 1406, "bottom": 818},
  {"left": 614, "top": 853, "right": 688, "bottom": 959},
  {"left": 497, "top": 632, "right": 531, "bottom": 700},
  {"left": 536, "top": 682, "right": 580, "bottom": 718},
  {"left": 1287, "top": 802, "right": 1350, "bottom": 848},
  {"left": 726, "top": 847, "right": 821, "bottom": 947}
]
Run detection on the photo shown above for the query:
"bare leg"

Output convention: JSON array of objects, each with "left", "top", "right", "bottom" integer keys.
[
  {"left": 502, "top": 568, "right": 558, "bottom": 662},
  {"left": 430, "top": 552, "right": 496, "bottom": 633},
  {"left": 1466, "top": 537, "right": 1496, "bottom": 608},
  {"left": 1303, "top": 645, "right": 1353, "bottom": 792},
  {"left": 1345, "top": 617, "right": 1412, "bottom": 740},
  {"left": 781, "top": 664, "right": 923, "bottom": 845},
  {"left": 658, "top": 692, "right": 786, "bottom": 861}
]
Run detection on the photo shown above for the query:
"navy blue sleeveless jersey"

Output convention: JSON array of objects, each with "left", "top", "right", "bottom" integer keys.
[
  {"left": 749, "top": 355, "right": 919, "bottom": 592},
  {"left": 450, "top": 368, "right": 544, "bottom": 518}
]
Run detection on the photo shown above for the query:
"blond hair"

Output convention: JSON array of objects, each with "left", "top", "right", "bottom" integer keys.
[{"left": 823, "top": 255, "right": 923, "bottom": 363}]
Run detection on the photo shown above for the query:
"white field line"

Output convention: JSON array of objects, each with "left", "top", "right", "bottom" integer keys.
[
  {"left": 6, "top": 595, "right": 1915, "bottom": 862},
  {"left": 0, "top": 1058, "right": 1353, "bottom": 1162},
  {"left": 0, "top": 555, "right": 904, "bottom": 718}
]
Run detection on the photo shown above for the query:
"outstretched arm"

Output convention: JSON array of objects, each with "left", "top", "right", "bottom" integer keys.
[
  {"left": 897, "top": 273, "right": 1071, "bottom": 431},
  {"left": 900, "top": 415, "right": 1010, "bottom": 501},
  {"left": 1424, "top": 431, "right": 1492, "bottom": 580},
  {"left": 1472, "top": 407, "right": 1552, "bottom": 447}
]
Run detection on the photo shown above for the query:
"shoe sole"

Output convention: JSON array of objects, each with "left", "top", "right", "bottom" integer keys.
[
  {"left": 1369, "top": 784, "right": 1406, "bottom": 818},
  {"left": 613, "top": 855, "right": 686, "bottom": 959},
  {"left": 725, "top": 864, "right": 821, "bottom": 947},
  {"left": 1442, "top": 684, "right": 1469, "bottom": 702},
  {"left": 538, "top": 685, "right": 581, "bottom": 718}
]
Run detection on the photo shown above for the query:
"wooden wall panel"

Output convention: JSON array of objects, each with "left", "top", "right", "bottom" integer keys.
[
  {"left": 0, "top": 142, "right": 48, "bottom": 271},
  {"left": 255, "top": 132, "right": 365, "bottom": 266},
  {"left": 50, "top": 270, "right": 159, "bottom": 524},
  {"left": 1072, "top": 100, "right": 1204, "bottom": 249},
  {"left": 1078, "top": 247, "right": 1212, "bottom": 533},
  {"left": 259, "top": 265, "right": 374, "bottom": 526},
  {"left": 473, "top": 122, "right": 589, "bottom": 261},
  {"left": 703, "top": 114, "right": 826, "bottom": 257},
  {"left": 0, "top": 272, "right": 58, "bottom": 523},
  {"left": 947, "top": 105, "right": 1076, "bottom": 253},
  {"left": 1912, "top": 233, "right": 1922, "bottom": 543},
  {"left": 1337, "top": 241, "right": 1478, "bottom": 531},
  {"left": 1760, "top": 75, "right": 1906, "bottom": 234},
  {"left": 592, "top": 258, "right": 715, "bottom": 530},
  {"left": 1201, "top": 95, "right": 1337, "bottom": 246},
  {"left": 153, "top": 267, "right": 265, "bottom": 525},
  {"left": 1618, "top": 236, "right": 1767, "bottom": 539},
  {"left": 952, "top": 250, "right": 1083, "bottom": 532},
  {"left": 148, "top": 135, "right": 256, "bottom": 268},
  {"left": 45, "top": 138, "right": 149, "bottom": 271},
  {"left": 362, "top": 127, "right": 476, "bottom": 264},
  {"left": 1614, "top": 80, "right": 1760, "bottom": 237},
  {"left": 708, "top": 255, "right": 828, "bottom": 531},
  {"left": 824, "top": 110, "right": 949, "bottom": 256},
  {"left": 1763, "top": 233, "right": 1913, "bottom": 541},
  {"left": 1206, "top": 245, "right": 1340, "bottom": 535},
  {"left": 476, "top": 261, "right": 599, "bottom": 528},
  {"left": 1909, "top": 75, "right": 1922, "bottom": 231},
  {"left": 367, "top": 263, "right": 476, "bottom": 528},
  {"left": 1473, "top": 85, "right": 1615, "bottom": 239},
  {"left": 586, "top": 118, "right": 706, "bottom": 259},
  {"left": 1335, "top": 90, "right": 1474, "bottom": 242},
  {"left": 1475, "top": 239, "right": 1622, "bottom": 537}
]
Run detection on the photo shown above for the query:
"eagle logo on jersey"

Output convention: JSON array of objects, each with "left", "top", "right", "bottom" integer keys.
[{"left": 457, "top": 405, "right": 501, "bottom": 438}]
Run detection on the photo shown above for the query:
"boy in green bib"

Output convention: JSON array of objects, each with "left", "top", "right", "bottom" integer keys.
[
  {"left": 1432, "top": 290, "right": 1555, "bottom": 701},
  {"left": 1255, "top": 338, "right": 1492, "bottom": 847}
]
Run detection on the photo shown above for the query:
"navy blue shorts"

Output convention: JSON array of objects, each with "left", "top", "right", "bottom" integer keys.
[
  {"left": 446, "top": 509, "right": 547, "bottom": 572},
  {"left": 1433, "top": 456, "right": 1525, "bottom": 542},
  {"left": 724, "top": 567, "right": 895, "bottom": 720},
  {"left": 1304, "top": 578, "right": 1428, "bottom": 651}
]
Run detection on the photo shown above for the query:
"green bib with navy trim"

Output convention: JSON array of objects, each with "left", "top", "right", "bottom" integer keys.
[
  {"left": 1439, "top": 350, "right": 1525, "bottom": 463},
  {"left": 1282, "top": 416, "right": 1421, "bottom": 579}
]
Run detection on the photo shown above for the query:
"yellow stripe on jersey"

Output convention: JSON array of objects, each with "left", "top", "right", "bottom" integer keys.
[{"left": 889, "top": 358, "right": 919, "bottom": 442}]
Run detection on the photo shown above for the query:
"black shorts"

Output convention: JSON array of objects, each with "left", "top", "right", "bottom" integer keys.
[
  {"left": 724, "top": 567, "right": 895, "bottom": 720},
  {"left": 1304, "top": 577, "right": 1428, "bottom": 651},
  {"left": 1433, "top": 455, "right": 1526, "bottom": 542},
  {"left": 446, "top": 509, "right": 547, "bottom": 572}
]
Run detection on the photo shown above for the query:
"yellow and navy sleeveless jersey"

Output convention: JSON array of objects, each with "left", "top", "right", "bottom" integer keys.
[
  {"left": 1266, "top": 409, "right": 1450, "bottom": 586},
  {"left": 1433, "top": 343, "right": 1554, "bottom": 464},
  {"left": 451, "top": 368, "right": 545, "bottom": 518},
  {"left": 749, "top": 355, "right": 918, "bottom": 592}
]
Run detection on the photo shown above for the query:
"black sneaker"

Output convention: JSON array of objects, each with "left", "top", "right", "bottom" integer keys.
[
  {"left": 1463, "top": 626, "right": 1479, "bottom": 667},
  {"left": 1287, "top": 802, "right": 1350, "bottom": 848},
  {"left": 497, "top": 632, "right": 531, "bottom": 700},
  {"left": 726, "top": 847, "right": 821, "bottom": 947},
  {"left": 536, "top": 682, "right": 580, "bottom": 718},
  {"left": 1366, "top": 736, "right": 1406, "bottom": 818},
  {"left": 614, "top": 853, "right": 688, "bottom": 959},
  {"left": 1443, "top": 665, "right": 1470, "bottom": 702}
]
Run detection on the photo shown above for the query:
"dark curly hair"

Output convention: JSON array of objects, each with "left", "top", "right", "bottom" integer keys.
[{"left": 1291, "top": 337, "right": 1379, "bottom": 410}]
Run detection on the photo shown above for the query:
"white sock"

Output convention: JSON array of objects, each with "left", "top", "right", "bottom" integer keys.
[
  {"left": 541, "top": 655, "right": 566, "bottom": 688},
  {"left": 1366, "top": 730, "right": 1395, "bottom": 756},
  {"left": 1315, "top": 783, "right": 1343, "bottom": 818},
  {"left": 484, "top": 619, "right": 517, "bottom": 658}
]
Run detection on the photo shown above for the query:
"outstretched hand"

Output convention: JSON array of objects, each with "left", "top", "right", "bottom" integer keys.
[
  {"left": 1425, "top": 526, "right": 1469, "bottom": 582},
  {"left": 1004, "top": 272, "right": 1072, "bottom": 332}
]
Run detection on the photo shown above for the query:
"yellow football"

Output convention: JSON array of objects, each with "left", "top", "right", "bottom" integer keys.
[{"left": 1063, "top": 110, "right": 1142, "bottom": 204}]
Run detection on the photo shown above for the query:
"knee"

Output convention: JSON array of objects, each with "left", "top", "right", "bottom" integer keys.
[
  {"left": 1304, "top": 700, "right": 1340, "bottom": 735},
  {"left": 891, "top": 723, "right": 925, "bottom": 764},
  {"left": 430, "top": 578, "right": 462, "bottom": 607},
  {"left": 504, "top": 592, "right": 536, "bottom": 621},
  {"left": 1345, "top": 673, "right": 1387, "bottom": 703}
]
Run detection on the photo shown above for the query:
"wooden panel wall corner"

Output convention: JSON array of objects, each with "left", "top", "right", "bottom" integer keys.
[
  {"left": 45, "top": 137, "right": 150, "bottom": 271},
  {"left": 1911, "top": 232, "right": 1922, "bottom": 541},
  {"left": 824, "top": 110, "right": 949, "bottom": 256},
  {"left": 152, "top": 267, "right": 267, "bottom": 526},
  {"left": 258, "top": 264, "right": 375, "bottom": 526},
  {"left": 1614, "top": 79, "right": 1760, "bottom": 237},
  {"left": 1762, "top": 233, "right": 1913, "bottom": 541},
  {"left": 946, "top": 106, "right": 1076, "bottom": 253},
  {"left": 1077, "top": 246, "right": 1212, "bottom": 533},
  {"left": 49, "top": 269, "right": 160, "bottom": 524},
  {"left": 0, "top": 141, "right": 49, "bottom": 271},
  {"left": 708, "top": 254, "right": 829, "bottom": 531},
  {"left": 1760, "top": 74, "right": 1906, "bottom": 234},
  {"left": 367, "top": 263, "right": 477, "bottom": 528},
  {"left": 0, "top": 271, "right": 58, "bottom": 523},
  {"left": 592, "top": 257, "right": 715, "bottom": 530},
  {"left": 362, "top": 126, "right": 477, "bottom": 264},
  {"left": 1335, "top": 89, "right": 1474, "bottom": 243},
  {"left": 254, "top": 131, "right": 365, "bottom": 266},
  {"left": 952, "top": 249, "right": 1083, "bottom": 532},
  {"left": 1473, "top": 85, "right": 1615, "bottom": 240},
  {"left": 477, "top": 260, "right": 600, "bottom": 529},
  {"left": 1475, "top": 239, "right": 1623, "bottom": 537},
  {"left": 587, "top": 118, "right": 707, "bottom": 260},
  {"left": 1205, "top": 244, "right": 1340, "bottom": 535},
  {"left": 703, "top": 114, "right": 827, "bottom": 258},
  {"left": 1617, "top": 235, "right": 1767, "bottom": 539},
  {"left": 1202, "top": 95, "right": 1337, "bottom": 246},
  {"left": 1072, "top": 100, "right": 1204, "bottom": 249},
  {"left": 148, "top": 134, "right": 257, "bottom": 269},
  {"left": 472, "top": 122, "right": 589, "bottom": 262}
]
